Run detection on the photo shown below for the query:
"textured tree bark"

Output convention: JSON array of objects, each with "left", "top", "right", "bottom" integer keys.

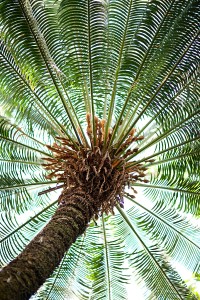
[{"left": 0, "top": 188, "right": 95, "bottom": 300}]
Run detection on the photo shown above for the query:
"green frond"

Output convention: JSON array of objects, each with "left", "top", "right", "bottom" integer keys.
[
  {"left": 0, "top": 117, "right": 57, "bottom": 213},
  {"left": 126, "top": 195, "right": 200, "bottom": 273},
  {"left": 138, "top": 177, "right": 200, "bottom": 215},
  {"left": 117, "top": 206, "right": 196, "bottom": 300},
  {"left": 0, "top": 0, "right": 82, "bottom": 140},
  {"left": 0, "top": 0, "right": 199, "bottom": 298},
  {"left": 33, "top": 236, "right": 86, "bottom": 300},
  {"left": 0, "top": 181, "right": 58, "bottom": 213},
  {"left": 129, "top": 246, "right": 196, "bottom": 300},
  {"left": 32, "top": 216, "right": 130, "bottom": 300},
  {"left": 0, "top": 43, "right": 66, "bottom": 138},
  {"left": 71, "top": 217, "right": 129, "bottom": 300},
  {"left": 135, "top": 74, "right": 199, "bottom": 141},
  {"left": 59, "top": 0, "right": 109, "bottom": 137},
  {"left": 117, "top": 28, "right": 199, "bottom": 148},
  {"left": 84, "top": 217, "right": 129, "bottom": 300},
  {"left": 0, "top": 200, "right": 57, "bottom": 266},
  {"left": 0, "top": 116, "right": 49, "bottom": 158},
  {"left": 126, "top": 88, "right": 200, "bottom": 168}
]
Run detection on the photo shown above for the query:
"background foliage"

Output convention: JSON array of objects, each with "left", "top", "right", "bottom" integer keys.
[{"left": 0, "top": 0, "right": 199, "bottom": 299}]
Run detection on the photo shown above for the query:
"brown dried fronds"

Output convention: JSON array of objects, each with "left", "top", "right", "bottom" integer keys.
[
  {"left": 101, "top": 119, "right": 106, "bottom": 136},
  {"left": 42, "top": 114, "right": 149, "bottom": 218},
  {"left": 86, "top": 114, "right": 113, "bottom": 148}
]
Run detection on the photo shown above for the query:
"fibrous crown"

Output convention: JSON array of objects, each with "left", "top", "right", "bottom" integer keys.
[{"left": 42, "top": 114, "right": 150, "bottom": 219}]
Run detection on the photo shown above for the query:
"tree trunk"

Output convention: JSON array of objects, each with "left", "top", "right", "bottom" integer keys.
[{"left": 0, "top": 188, "right": 95, "bottom": 300}]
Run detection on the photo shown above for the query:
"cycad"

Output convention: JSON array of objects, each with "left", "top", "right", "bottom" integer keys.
[{"left": 0, "top": 0, "right": 199, "bottom": 299}]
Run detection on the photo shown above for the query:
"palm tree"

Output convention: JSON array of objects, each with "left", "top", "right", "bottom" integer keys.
[{"left": 0, "top": 0, "right": 199, "bottom": 299}]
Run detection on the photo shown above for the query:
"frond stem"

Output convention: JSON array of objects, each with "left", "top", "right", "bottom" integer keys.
[
  {"left": 0, "top": 181, "right": 59, "bottom": 192},
  {"left": 144, "top": 149, "right": 200, "bottom": 168},
  {"left": 105, "top": 0, "right": 133, "bottom": 143},
  {"left": 132, "top": 183, "right": 200, "bottom": 196},
  {"left": 102, "top": 216, "right": 112, "bottom": 300},
  {"left": 0, "top": 136, "right": 52, "bottom": 157},
  {"left": 87, "top": 0, "right": 96, "bottom": 146},
  {"left": 0, "top": 159, "right": 41, "bottom": 165}
]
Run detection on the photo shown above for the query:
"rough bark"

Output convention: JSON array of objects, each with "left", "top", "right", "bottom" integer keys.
[{"left": 0, "top": 188, "right": 95, "bottom": 300}]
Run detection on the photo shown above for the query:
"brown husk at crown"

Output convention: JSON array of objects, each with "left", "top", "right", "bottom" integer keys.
[{"left": 42, "top": 114, "right": 150, "bottom": 219}]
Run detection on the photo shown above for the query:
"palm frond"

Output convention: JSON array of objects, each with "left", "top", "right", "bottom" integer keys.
[
  {"left": 137, "top": 177, "right": 200, "bottom": 215},
  {"left": 33, "top": 216, "right": 130, "bottom": 300},
  {"left": 117, "top": 206, "right": 196, "bottom": 300},
  {"left": 0, "top": 42, "right": 65, "bottom": 138},
  {"left": 83, "top": 216, "right": 129, "bottom": 300},
  {"left": 0, "top": 116, "right": 50, "bottom": 192},
  {"left": 0, "top": 0, "right": 199, "bottom": 298},
  {"left": 33, "top": 236, "right": 86, "bottom": 300},
  {"left": 0, "top": 200, "right": 57, "bottom": 266},
  {"left": 126, "top": 195, "right": 200, "bottom": 272}
]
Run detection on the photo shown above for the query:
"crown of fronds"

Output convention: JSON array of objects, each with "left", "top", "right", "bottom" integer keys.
[
  {"left": 0, "top": 0, "right": 199, "bottom": 299},
  {"left": 42, "top": 114, "right": 150, "bottom": 217}
]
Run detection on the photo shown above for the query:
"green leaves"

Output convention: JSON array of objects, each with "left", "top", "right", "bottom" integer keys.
[
  {"left": 32, "top": 217, "right": 129, "bottom": 300},
  {"left": 0, "top": 0, "right": 199, "bottom": 298},
  {"left": 126, "top": 196, "right": 200, "bottom": 271},
  {"left": 0, "top": 200, "right": 57, "bottom": 266},
  {"left": 117, "top": 205, "right": 198, "bottom": 299}
]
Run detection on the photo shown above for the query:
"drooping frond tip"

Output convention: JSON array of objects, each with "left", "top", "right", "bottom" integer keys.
[{"left": 41, "top": 115, "right": 151, "bottom": 218}]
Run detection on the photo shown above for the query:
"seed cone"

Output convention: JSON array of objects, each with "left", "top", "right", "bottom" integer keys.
[{"left": 42, "top": 115, "right": 149, "bottom": 218}]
